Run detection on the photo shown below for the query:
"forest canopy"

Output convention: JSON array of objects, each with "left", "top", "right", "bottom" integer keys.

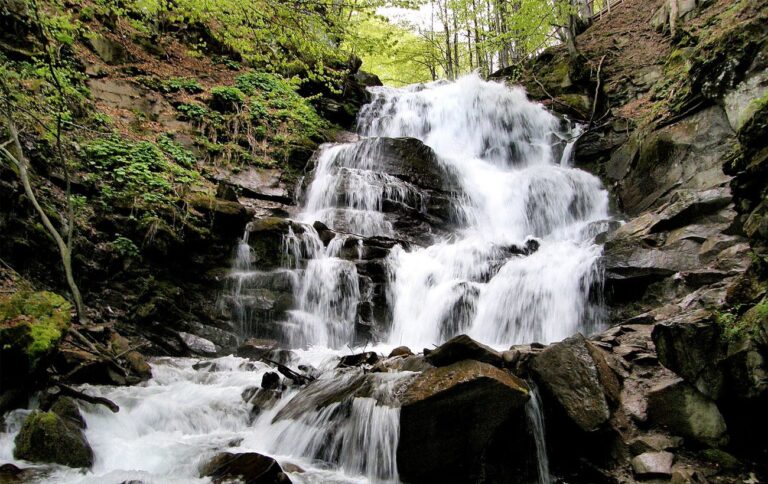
[{"left": 73, "top": 0, "right": 605, "bottom": 87}]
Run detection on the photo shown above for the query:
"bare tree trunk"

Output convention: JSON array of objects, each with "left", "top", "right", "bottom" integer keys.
[
  {"left": 471, "top": 0, "right": 486, "bottom": 76},
  {"left": 0, "top": 108, "right": 87, "bottom": 322}
]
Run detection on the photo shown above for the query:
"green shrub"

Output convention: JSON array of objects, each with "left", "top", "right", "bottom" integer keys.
[
  {"left": 162, "top": 77, "right": 203, "bottom": 93},
  {"left": 109, "top": 235, "right": 140, "bottom": 258},
  {"left": 176, "top": 103, "right": 209, "bottom": 122},
  {"left": 83, "top": 136, "right": 199, "bottom": 209},
  {"left": 157, "top": 134, "right": 196, "bottom": 168},
  {"left": 210, "top": 86, "right": 245, "bottom": 112}
]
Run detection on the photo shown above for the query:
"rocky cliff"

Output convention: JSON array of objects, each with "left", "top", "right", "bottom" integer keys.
[{"left": 491, "top": 0, "right": 768, "bottom": 480}]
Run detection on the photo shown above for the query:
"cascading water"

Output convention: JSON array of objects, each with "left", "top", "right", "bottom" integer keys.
[
  {"left": 526, "top": 381, "right": 552, "bottom": 484},
  {"left": 0, "top": 74, "right": 611, "bottom": 483}
]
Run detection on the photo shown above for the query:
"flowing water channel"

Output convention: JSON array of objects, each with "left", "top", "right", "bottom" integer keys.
[{"left": 0, "top": 74, "right": 610, "bottom": 483}]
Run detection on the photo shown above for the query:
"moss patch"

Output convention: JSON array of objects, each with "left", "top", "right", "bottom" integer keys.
[
  {"left": 13, "top": 410, "right": 93, "bottom": 468},
  {"left": 0, "top": 291, "right": 72, "bottom": 367}
]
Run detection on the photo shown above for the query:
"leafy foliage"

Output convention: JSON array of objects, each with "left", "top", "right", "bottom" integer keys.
[{"left": 83, "top": 136, "right": 199, "bottom": 210}]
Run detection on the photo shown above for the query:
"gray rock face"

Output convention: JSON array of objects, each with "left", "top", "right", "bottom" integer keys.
[
  {"left": 647, "top": 378, "right": 728, "bottom": 447},
  {"left": 530, "top": 333, "right": 619, "bottom": 432},
  {"left": 425, "top": 334, "right": 503, "bottom": 368},
  {"left": 607, "top": 106, "right": 735, "bottom": 216},
  {"left": 652, "top": 318, "right": 725, "bottom": 399},
  {"left": 397, "top": 360, "right": 529, "bottom": 483},
  {"left": 14, "top": 411, "right": 93, "bottom": 468},
  {"left": 631, "top": 451, "right": 675, "bottom": 478}
]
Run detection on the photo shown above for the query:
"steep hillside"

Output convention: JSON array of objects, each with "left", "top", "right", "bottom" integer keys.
[{"left": 0, "top": 0, "right": 375, "bottom": 375}]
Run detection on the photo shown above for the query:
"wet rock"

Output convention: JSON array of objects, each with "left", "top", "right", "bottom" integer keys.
[
  {"left": 245, "top": 218, "right": 296, "bottom": 270},
  {"left": 647, "top": 378, "right": 728, "bottom": 447},
  {"left": 50, "top": 397, "right": 86, "bottom": 430},
  {"left": 262, "top": 371, "right": 280, "bottom": 390},
  {"left": 337, "top": 351, "right": 379, "bottom": 368},
  {"left": 631, "top": 451, "right": 674, "bottom": 478},
  {"left": 530, "top": 333, "right": 620, "bottom": 432},
  {"left": 237, "top": 339, "right": 279, "bottom": 359},
  {"left": 200, "top": 452, "right": 292, "bottom": 484},
  {"left": 628, "top": 434, "right": 683, "bottom": 456},
  {"left": 388, "top": 346, "right": 413, "bottom": 358},
  {"left": 698, "top": 448, "right": 742, "bottom": 471},
  {"left": 0, "top": 463, "right": 37, "bottom": 483},
  {"left": 179, "top": 332, "right": 218, "bottom": 356},
  {"left": 425, "top": 334, "right": 503, "bottom": 368},
  {"left": 54, "top": 345, "right": 129, "bottom": 386},
  {"left": 609, "top": 106, "right": 734, "bottom": 216},
  {"left": 242, "top": 387, "right": 282, "bottom": 417},
  {"left": 397, "top": 360, "right": 529, "bottom": 483},
  {"left": 14, "top": 410, "right": 93, "bottom": 468},
  {"left": 372, "top": 355, "right": 433, "bottom": 373},
  {"left": 501, "top": 343, "right": 545, "bottom": 375}
]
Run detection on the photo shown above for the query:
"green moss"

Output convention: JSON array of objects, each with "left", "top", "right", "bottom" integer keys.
[
  {"left": 0, "top": 291, "right": 72, "bottom": 365},
  {"left": 13, "top": 410, "right": 93, "bottom": 468},
  {"left": 716, "top": 297, "right": 768, "bottom": 342}
]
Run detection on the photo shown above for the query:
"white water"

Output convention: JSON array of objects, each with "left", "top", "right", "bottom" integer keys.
[
  {"left": 295, "top": 74, "right": 608, "bottom": 350},
  {"left": 0, "top": 74, "right": 610, "bottom": 483},
  {"left": 526, "top": 382, "right": 552, "bottom": 484},
  {"left": 0, "top": 352, "right": 407, "bottom": 483}
]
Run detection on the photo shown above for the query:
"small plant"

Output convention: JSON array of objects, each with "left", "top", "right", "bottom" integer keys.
[
  {"left": 716, "top": 299, "right": 767, "bottom": 342},
  {"left": 109, "top": 235, "right": 140, "bottom": 259},
  {"left": 157, "top": 134, "right": 196, "bottom": 168},
  {"left": 161, "top": 77, "right": 203, "bottom": 94},
  {"left": 176, "top": 102, "right": 211, "bottom": 123},
  {"left": 210, "top": 86, "right": 245, "bottom": 112}
]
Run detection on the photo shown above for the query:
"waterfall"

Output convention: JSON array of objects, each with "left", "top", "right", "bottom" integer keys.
[
  {"left": 0, "top": 74, "right": 610, "bottom": 483},
  {"left": 526, "top": 381, "right": 552, "bottom": 484},
  {"left": 290, "top": 74, "right": 608, "bottom": 349}
]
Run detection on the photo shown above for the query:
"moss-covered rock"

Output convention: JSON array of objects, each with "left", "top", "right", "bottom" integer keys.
[
  {"left": 0, "top": 291, "right": 72, "bottom": 388},
  {"left": 13, "top": 410, "right": 93, "bottom": 468}
]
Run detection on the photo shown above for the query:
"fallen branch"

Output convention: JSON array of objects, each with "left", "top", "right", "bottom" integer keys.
[
  {"left": 260, "top": 357, "right": 314, "bottom": 385},
  {"left": 54, "top": 383, "right": 120, "bottom": 413}
]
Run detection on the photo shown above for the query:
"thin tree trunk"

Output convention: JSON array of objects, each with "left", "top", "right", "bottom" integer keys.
[{"left": 0, "top": 109, "right": 87, "bottom": 322}]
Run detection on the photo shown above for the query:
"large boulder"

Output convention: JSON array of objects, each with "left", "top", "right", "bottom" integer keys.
[
  {"left": 425, "top": 334, "right": 503, "bottom": 368},
  {"left": 397, "top": 360, "right": 530, "bottom": 483},
  {"left": 13, "top": 410, "right": 93, "bottom": 468},
  {"left": 200, "top": 452, "right": 292, "bottom": 483},
  {"left": 646, "top": 378, "right": 728, "bottom": 447},
  {"left": 530, "top": 333, "right": 620, "bottom": 432}
]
